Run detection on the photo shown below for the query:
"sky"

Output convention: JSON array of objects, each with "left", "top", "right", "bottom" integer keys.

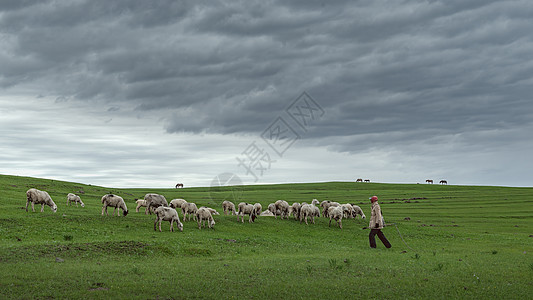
[{"left": 1, "top": 0, "right": 532, "bottom": 188}]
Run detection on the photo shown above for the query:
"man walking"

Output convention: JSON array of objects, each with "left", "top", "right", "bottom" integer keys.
[{"left": 369, "top": 195, "right": 391, "bottom": 248}]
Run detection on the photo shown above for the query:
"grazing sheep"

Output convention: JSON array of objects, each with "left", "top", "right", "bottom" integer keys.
[
  {"left": 182, "top": 202, "right": 198, "bottom": 221},
  {"left": 299, "top": 202, "right": 320, "bottom": 225},
  {"left": 144, "top": 193, "right": 169, "bottom": 215},
  {"left": 321, "top": 201, "right": 340, "bottom": 218},
  {"left": 237, "top": 202, "right": 257, "bottom": 223},
  {"left": 311, "top": 199, "right": 320, "bottom": 206},
  {"left": 199, "top": 206, "right": 220, "bottom": 216},
  {"left": 67, "top": 193, "right": 84, "bottom": 208},
  {"left": 267, "top": 203, "right": 279, "bottom": 218},
  {"left": 169, "top": 198, "right": 187, "bottom": 210},
  {"left": 299, "top": 204, "right": 310, "bottom": 224},
  {"left": 26, "top": 188, "right": 57, "bottom": 213},
  {"left": 299, "top": 204, "right": 313, "bottom": 225},
  {"left": 350, "top": 204, "right": 366, "bottom": 219},
  {"left": 101, "top": 194, "right": 128, "bottom": 216},
  {"left": 290, "top": 202, "right": 301, "bottom": 220},
  {"left": 328, "top": 206, "right": 348, "bottom": 229},
  {"left": 222, "top": 200, "right": 237, "bottom": 215},
  {"left": 311, "top": 204, "right": 321, "bottom": 219},
  {"left": 320, "top": 201, "right": 330, "bottom": 218},
  {"left": 274, "top": 200, "right": 290, "bottom": 220},
  {"left": 154, "top": 206, "right": 183, "bottom": 232},
  {"left": 253, "top": 203, "right": 262, "bottom": 216},
  {"left": 341, "top": 204, "right": 354, "bottom": 219},
  {"left": 196, "top": 207, "right": 216, "bottom": 229},
  {"left": 135, "top": 199, "right": 147, "bottom": 213}
]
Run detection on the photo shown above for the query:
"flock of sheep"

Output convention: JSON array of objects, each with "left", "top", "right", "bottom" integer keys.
[
  {"left": 256, "top": 199, "right": 366, "bottom": 229},
  {"left": 25, "top": 188, "right": 367, "bottom": 232}
]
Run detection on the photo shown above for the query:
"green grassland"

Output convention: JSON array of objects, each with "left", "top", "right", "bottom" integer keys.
[{"left": 0, "top": 174, "right": 532, "bottom": 299}]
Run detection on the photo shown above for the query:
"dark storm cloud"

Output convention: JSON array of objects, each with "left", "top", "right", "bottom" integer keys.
[{"left": 2, "top": 0, "right": 533, "bottom": 148}]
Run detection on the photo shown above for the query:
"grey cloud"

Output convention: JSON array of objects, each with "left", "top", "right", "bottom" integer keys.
[
  {"left": 1, "top": 0, "right": 533, "bottom": 152},
  {"left": 0, "top": 0, "right": 43, "bottom": 12},
  {"left": 55, "top": 96, "right": 69, "bottom": 103}
]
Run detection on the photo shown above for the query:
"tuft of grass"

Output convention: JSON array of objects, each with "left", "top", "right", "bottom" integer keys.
[
  {"left": 328, "top": 258, "right": 337, "bottom": 269},
  {"left": 63, "top": 235, "right": 73, "bottom": 241},
  {"left": 434, "top": 263, "right": 444, "bottom": 271},
  {"left": 492, "top": 250, "right": 498, "bottom": 254},
  {"left": 328, "top": 258, "right": 342, "bottom": 270},
  {"left": 306, "top": 265, "right": 313, "bottom": 275}
]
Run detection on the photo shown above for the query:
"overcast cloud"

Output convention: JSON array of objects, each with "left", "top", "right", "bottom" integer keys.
[{"left": 1, "top": 0, "right": 532, "bottom": 188}]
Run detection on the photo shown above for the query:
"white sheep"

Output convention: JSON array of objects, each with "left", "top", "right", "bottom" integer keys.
[
  {"left": 267, "top": 203, "right": 279, "bottom": 218},
  {"left": 290, "top": 202, "right": 301, "bottom": 220},
  {"left": 26, "top": 188, "right": 57, "bottom": 213},
  {"left": 311, "top": 199, "right": 320, "bottom": 206},
  {"left": 253, "top": 203, "right": 262, "bottom": 216},
  {"left": 154, "top": 206, "right": 183, "bottom": 232},
  {"left": 320, "top": 200, "right": 331, "bottom": 217},
  {"left": 182, "top": 202, "right": 198, "bottom": 221},
  {"left": 196, "top": 207, "right": 216, "bottom": 229},
  {"left": 144, "top": 193, "right": 169, "bottom": 214},
  {"left": 237, "top": 202, "right": 257, "bottom": 223},
  {"left": 299, "top": 202, "right": 320, "bottom": 225},
  {"left": 328, "top": 206, "right": 349, "bottom": 229},
  {"left": 67, "top": 193, "right": 84, "bottom": 207},
  {"left": 350, "top": 204, "right": 366, "bottom": 219},
  {"left": 260, "top": 210, "right": 275, "bottom": 216},
  {"left": 311, "top": 204, "right": 321, "bottom": 219},
  {"left": 101, "top": 194, "right": 128, "bottom": 216},
  {"left": 274, "top": 200, "right": 290, "bottom": 219},
  {"left": 135, "top": 199, "right": 147, "bottom": 213},
  {"left": 169, "top": 198, "right": 187, "bottom": 210},
  {"left": 222, "top": 200, "right": 237, "bottom": 215},
  {"left": 199, "top": 206, "right": 220, "bottom": 216},
  {"left": 341, "top": 203, "right": 354, "bottom": 219},
  {"left": 321, "top": 201, "right": 340, "bottom": 218},
  {"left": 299, "top": 204, "right": 310, "bottom": 224}
]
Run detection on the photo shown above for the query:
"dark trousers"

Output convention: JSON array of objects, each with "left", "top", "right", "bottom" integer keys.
[{"left": 369, "top": 229, "right": 391, "bottom": 248}]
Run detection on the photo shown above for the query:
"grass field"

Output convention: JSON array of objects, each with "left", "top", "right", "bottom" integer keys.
[{"left": 1, "top": 174, "right": 532, "bottom": 299}]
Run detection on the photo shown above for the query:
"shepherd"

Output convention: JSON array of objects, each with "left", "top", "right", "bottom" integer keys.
[{"left": 368, "top": 196, "right": 391, "bottom": 249}]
